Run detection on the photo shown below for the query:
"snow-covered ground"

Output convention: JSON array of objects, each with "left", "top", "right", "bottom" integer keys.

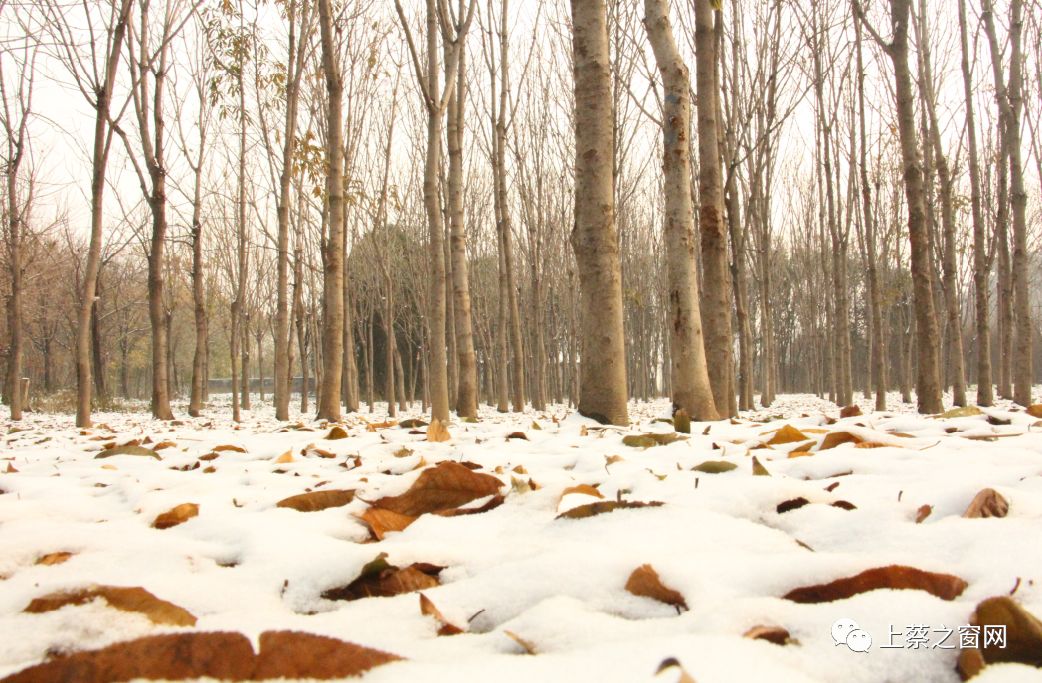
[{"left": 1, "top": 393, "right": 1041, "bottom": 682}]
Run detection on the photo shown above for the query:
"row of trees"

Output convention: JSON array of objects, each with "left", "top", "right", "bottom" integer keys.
[{"left": 1, "top": 0, "right": 1040, "bottom": 426}]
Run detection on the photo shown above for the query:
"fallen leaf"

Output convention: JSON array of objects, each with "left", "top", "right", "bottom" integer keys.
[
  {"left": 743, "top": 625, "right": 793, "bottom": 645},
  {"left": 819, "top": 431, "right": 864, "bottom": 450},
  {"left": 656, "top": 657, "right": 696, "bottom": 683},
  {"left": 625, "top": 564, "right": 687, "bottom": 612},
  {"left": 556, "top": 500, "right": 663, "bottom": 519},
  {"left": 36, "top": 552, "right": 73, "bottom": 566},
  {"left": 0, "top": 631, "right": 400, "bottom": 683},
  {"left": 276, "top": 490, "right": 355, "bottom": 512},
  {"left": 752, "top": 456, "right": 771, "bottom": 476},
  {"left": 506, "top": 431, "right": 529, "bottom": 441},
  {"left": 213, "top": 444, "right": 247, "bottom": 453},
  {"left": 399, "top": 418, "right": 428, "bottom": 429},
  {"left": 358, "top": 508, "right": 417, "bottom": 540},
  {"left": 372, "top": 461, "right": 502, "bottom": 516},
  {"left": 939, "top": 406, "right": 983, "bottom": 419},
  {"left": 419, "top": 593, "right": 463, "bottom": 635},
  {"left": 322, "top": 553, "right": 441, "bottom": 601},
  {"left": 623, "top": 434, "right": 658, "bottom": 448},
  {"left": 964, "top": 488, "right": 1010, "bottom": 518},
  {"left": 152, "top": 503, "right": 199, "bottom": 530},
  {"left": 302, "top": 444, "right": 337, "bottom": 458},
  {"left": 839, "top": 405, "right": 863, "bottom": 418},
  {"left": 1026, "top": 405, "right": 1042, "bottom": 419},
  {"left": 25, "top": 586, "right": 196, "bottom": 626},
  {"left": 957, "top": 648, "right": 986, "bottom": 681},
  {"left": 691, "top": 460, "right": 737, "bottom": 473},
  {"left": 784, "top": 565, "right": 968, "bottom": 603},
  {"left": 152, "top": 441, "right": 177, "bottom": 451},
  {"left": 503, "top": 630, "right": 536, "bottom": 655},
  {"left": 273, "top": 450, "right": 295, "bottom": 464},
  {"left": 915, "top": 505, "right": 933, "bottom": 523},
  {"left": 767, "top": 425, "right": 809, "bottom": 445},
  {"left": 776, "top": 497, "right": 810, "bottom": 514},
  {"left": 96, "top": 444, "right": 160, "bottom": 460},
  {"left": 427, "top": 419, "right": 451, "bottom": 443},
  {"left": 674, "top": 409, "right": 691, "bottom": 434},
  {"left": 559, "top": 484, "right": 603, "bottom": 503},
  {"left": 6, "top": 462, "right": 19, "bottom": 473},
  {"left": 970, "top": 596, "right": 1042, "bottom": 668},
  {"left": 326, "top": 426, "right": 349, "bottom": 440}
]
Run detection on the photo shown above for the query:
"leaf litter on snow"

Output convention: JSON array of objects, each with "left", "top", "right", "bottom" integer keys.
[{"left": 1, "top": 392, "right": 1042, "bottom": 682}]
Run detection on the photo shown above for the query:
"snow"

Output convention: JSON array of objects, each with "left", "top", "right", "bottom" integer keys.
[{"left": 1, "top": 392, "right": 1041, "bottom": 682}]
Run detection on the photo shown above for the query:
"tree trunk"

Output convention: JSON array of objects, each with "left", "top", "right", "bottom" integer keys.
[
  {"left": 316, "top": 0, "right": 345, "bottom": 421},
  {"left": 957, "top": 0, "right": 992, "bottom": 406},
  {"left": 569, "top": 0, "right": 628, "bottom": 426},
  {"left": 643, "top": 0, "right": 718, "bottom": 420},
  {"left": 694, "top": 0, "right": 734, "bottom": 417}
]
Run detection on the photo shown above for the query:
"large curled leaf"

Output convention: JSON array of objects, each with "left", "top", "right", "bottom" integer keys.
[
  {"left": 25, "top": 586, "right": 196, "bottom": 626},
  {"left": 372, "top": 461, "right": 502, "bottom": 516},
  {"left": 1, "top": 630, "right": 400, "bottom": 683},
  {"left": 276, "top": 489, "right": 355, "bottom": 512},
  {"left": 783, "top": 565, "right": 967, "bottom": 603},
  {"left": 625, "top": 564, "right": 688, "bottom": 612},
  {"left": 819, "top": 431, "right": 864, "bottom": 450},
  {"left": 972, "top": 596, "right": 1042, "bottom": 667}
]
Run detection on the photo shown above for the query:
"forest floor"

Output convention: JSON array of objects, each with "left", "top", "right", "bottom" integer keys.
[{"left": 1, "top": 392, "right": 1041, "bottom": 682}]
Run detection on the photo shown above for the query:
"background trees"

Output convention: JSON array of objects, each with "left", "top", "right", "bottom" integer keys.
[{"left": 1, "top": 0, "right": 1040, "bottom": 420}]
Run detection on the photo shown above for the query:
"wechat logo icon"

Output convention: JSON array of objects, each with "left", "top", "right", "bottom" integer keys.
[{"left": 832, "top": 618, "right": 872, "bottom": 652}]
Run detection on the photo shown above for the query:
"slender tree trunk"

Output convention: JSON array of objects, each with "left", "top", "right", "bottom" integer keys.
[
  {"left": 569, "top": 0, "right": 628, "bottom": 426},
  {"left": 982, "top": 0, "right": 1031, "bottom": 406},
  {"left": 446, "top": 15, "right": 478, "bottom": 419},
  {"left": 76, "top": 0, "right": 132, "bottom": 428},
  {"left": 958, "top": 0, "right": 992, "bottom": 406},
  {"left": 694, "top": 0, "right": 734, "bottom": 417},
  {"left": 316, "top": 0, "right": 345, "bottom": 421},
  {"left": 643, "top": 0, "right": 717, "bottom": 420}
]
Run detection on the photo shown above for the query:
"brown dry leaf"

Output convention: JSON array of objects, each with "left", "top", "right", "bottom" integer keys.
[
  {"left": 819, "top": 431, "right": 864, "bottom": 450},
  {"left": 419, "top": 593, "right": 463, "bottom": 635},
  {"left": 25, "top": 585, "right": 196, "bottom": 626},
  {"left": 963, "top": 488, "right": 1010, "bottom": 518},
  {"left": 427, "top": 419, "right": 451, "bottom": 443},
  {"left": 273, "top": 450, "right": 295, "bottom": 464},
  {"left": 971, "top": 596, "right": 1042, "bottom": 668},
  {"left": 276, "top": 489, "right": 355, "bottom": 512},
  {"left": 854, "top": 442, "right": 888, "bottom": 449},
  {"left": 839, "top": 405, "right": 863, "bottom": 418},
  {"left": 767, "top": 425, "right": 809, "bottom": 445},
  {"left": 783, "top": 565, "right": 967, "bottom": 603},
  {"left": 6, "top": 462, "right": 19, "bottom": 473},
  {"left": 656, "top": 657, "right": 697, "bottom": 683},
  {"left": 604, "top": 454, "right": 623, "bottom": 467},
  {"left": 322, "top": 553, "right": 441, "bottom": 601},
  {"left": 1, "top": 631, "right": 400, "bottom": 683},
  {"left": 153, "top": 441, "right": 177, "bottom": 451},
  {"left": 1026, "top": 404, "right": 1042, "bottom": 419},
  {"left": 915, "top": 505, "right": 933, "bottom": 523},
  {"left": 326, "top": 426, "right": 349, "bottom": 440},
  {"left": 751, "top": 456, "right": 771, "bottom": 476},
  {"left": 506, "top": 431, "right": 529, "bottom": 441},
  {"left": 152, "top": 503, "right": 199, "bottom": 530},
  {"left": 96, "top": 444, "right": 160, "bottom": 460},
  {"left": 358, "top": 507, "right": 418, "bottom": 540},
  {"left": 776, "top": 497, "right": 810, "bottom": 514},
  {"left": 559, "top": 484, "right": 603, "bottom": 504},
  {"left": 372, "top": 461, "right": 502, "bottom": 516},
  {"left": 503, "top": 630, "right": 537, "bottom": 655},
  {"left": 579, "top": 425, "right": 589, "bottom": 436},
  {"left": 213, "top": 444, "right": 247, "bottom": 454},
  {"left": 556, "top": 500, "right": 663, "bottom": 520},
  {"left": 434, "top": 494, "right": 505, "bottom": 517},
  {"left": 36, "top": 552, "right": 74, "bottom": 566},
  {"left": 625, "top": 564, "right": 688, "bottom": 612},
  {"left": 787, "top": 450, "right": 813, "bottom": 459},
  {"left": 957, "top": 648, "right": 986, "bottom": 681},
  {"left": 303, "top": 444, "right": 337, "bottom": 458},
  {"left": 743, "top": 625, "right": 793, "bottom": 645}
]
